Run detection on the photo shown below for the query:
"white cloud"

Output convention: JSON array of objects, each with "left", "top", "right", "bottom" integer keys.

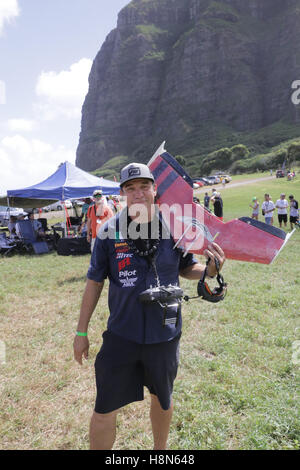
[
  {"left": 7, "top": 118, "right": 37, "bottom": 132},
  {"left": 0, "top": 0, "right": 20, "bottom": 35},
  {"left": 35, "top": 58, "right": 92, "bottom": 120},
  {"left": 0, "top": 134, "right": 75, "bottom": 194}
]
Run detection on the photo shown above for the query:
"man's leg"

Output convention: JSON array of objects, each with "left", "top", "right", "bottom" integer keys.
[
  {"left": 150, "top": 394, "right": 173, "bottom": 450},
  {"left": 89, "top": 410, "right": 118, "bottom": 450}
]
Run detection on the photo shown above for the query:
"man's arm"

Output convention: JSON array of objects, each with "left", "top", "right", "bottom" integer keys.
[
  {"left": 73, "top": 278, "right": 104, "bottom": 365},
  {"left": 180, "top": 243, "right": 225, "bottom": 279}
]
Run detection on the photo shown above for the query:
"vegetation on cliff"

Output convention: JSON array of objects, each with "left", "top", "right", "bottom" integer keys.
[{"left": 77, "top": 0, "right": 300, "bottom": 177}]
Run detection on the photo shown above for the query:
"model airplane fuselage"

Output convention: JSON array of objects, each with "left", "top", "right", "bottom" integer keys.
[{"left": 148, "top": 143, "right": 294, "bottom": 264}]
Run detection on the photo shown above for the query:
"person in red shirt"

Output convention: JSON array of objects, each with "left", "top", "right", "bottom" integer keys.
[{"left": 87, "top": 190, "right": 114, "bottom": 251}]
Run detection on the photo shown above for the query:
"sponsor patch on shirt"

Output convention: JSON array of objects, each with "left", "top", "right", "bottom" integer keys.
[
  {"left": 118, "top": 268, "right": 138, "bottom": 288},
  {"left": 118, "top": 257, "right": 131, "bottom": 272}
]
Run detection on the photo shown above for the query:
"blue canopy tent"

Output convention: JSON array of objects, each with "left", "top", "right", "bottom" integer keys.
[{"left": 2, "top": 161, "right": 120, "bottom": 209}]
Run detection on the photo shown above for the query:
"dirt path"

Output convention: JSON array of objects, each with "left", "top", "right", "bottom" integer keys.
[{"left": 195, "top": 175, "right": 275, "bottom": 194}]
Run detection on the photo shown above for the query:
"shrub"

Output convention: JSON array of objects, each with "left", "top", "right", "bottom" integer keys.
[
  {"left": 230, "top": 144, "right": 249, "bottom": 162},
  {"left": 287, "top": 142, "right": 300, "bottom": 162}
]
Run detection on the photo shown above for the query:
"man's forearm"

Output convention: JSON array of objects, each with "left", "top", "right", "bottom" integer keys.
[
  {"left": 180, "top": 263, "right": 206, "bottom": 280},
  {"left": 180, "top": 243, "right": 226, "bottom": 279},
  {"left": 76, "top": 279, "right": 104, "bottom": 332}
]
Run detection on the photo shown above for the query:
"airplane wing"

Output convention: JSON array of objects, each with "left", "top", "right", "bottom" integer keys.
[{"left": 148, "top": 142, "right": 295, "bottom": 264}]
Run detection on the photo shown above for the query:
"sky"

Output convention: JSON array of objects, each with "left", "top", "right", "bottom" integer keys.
[{"left": 0, "top": 0, "right": 129, "bottom": 195}]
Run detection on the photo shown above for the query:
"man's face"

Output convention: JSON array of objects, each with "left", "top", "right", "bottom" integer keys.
[
  {"left": 94, "top": 194, "right": 103, "bottom": 205},
  {"left": 265, "top": 194, "right": 270, "bottom": 201},
  {"left": 121, "top": 178, "right": 157, "bottom": 222}
]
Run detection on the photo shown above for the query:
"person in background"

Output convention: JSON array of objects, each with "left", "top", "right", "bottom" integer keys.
[
  {"left": 87, "top": 190, "right": 114, "bottom": 252},
  {"left": 8, "top": 215, "right": 18, "bottom": 238},
  {"left": 261, "top": 194, "right": 275, "bottom": 225},
  {"left": 15, "top": 213, "right": 27, "bottom": 237},
  {"left": 28, "top": 212, "right": 48, "bottom": 240},
  {"left": 107, "top": 195, "right": 117, "bottom": 214},
  {"left": 82, "top": 198, "right": 93, "bottom": 222},
  {"left": 275, "top": 193, "right": 288, "bottom": 228},
  {"left": 204, "top": 192, "right": 210, "bottom": 210},
  {"left": 112, "top": 196, "right": 121, "bottom": 212},
  {"left": 210, "top": 192, "right": 223, "bottom": 221},
  {"left": 289, "top": 195, "right": 299, "bottom": 230},
  {"left": 249, "top": 197, "right": 259, "bottom": 220}
]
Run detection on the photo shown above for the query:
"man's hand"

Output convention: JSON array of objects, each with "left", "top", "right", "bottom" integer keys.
[
  {"left": 73, "top": 335, "right": 89, "bottom": 365},
  {"left": 204, "top": 242, "right": 225, "bottom": 277}
]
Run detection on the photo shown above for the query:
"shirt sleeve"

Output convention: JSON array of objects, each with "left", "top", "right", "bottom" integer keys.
[{"left": 87, "top": 237, "right": 109, "bottom": 282}]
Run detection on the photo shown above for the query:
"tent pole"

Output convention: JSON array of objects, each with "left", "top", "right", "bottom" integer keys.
[
  {"left": 62, "top": 182, "right": 66, "bottom": 238},
  {"left": 7, "top": 196, "right": 10, "bottom": 220}
]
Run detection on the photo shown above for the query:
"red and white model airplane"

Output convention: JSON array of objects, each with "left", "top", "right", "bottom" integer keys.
[{"left": 148, "top": 142, "right": 295, "bottom": 264}]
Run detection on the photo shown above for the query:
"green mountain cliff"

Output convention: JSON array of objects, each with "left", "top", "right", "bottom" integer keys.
[{"left": 76, "top": 0, "right": 300, "bottom": 176}]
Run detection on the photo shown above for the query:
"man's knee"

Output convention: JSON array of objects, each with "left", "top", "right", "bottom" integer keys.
[{"left": 90, "top": 410, "right": 117, "bottom": 429}]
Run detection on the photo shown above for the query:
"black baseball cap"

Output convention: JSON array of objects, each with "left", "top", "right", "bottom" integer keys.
[{"left": 120, "top": 163, "right": 154, "bottom": 187}]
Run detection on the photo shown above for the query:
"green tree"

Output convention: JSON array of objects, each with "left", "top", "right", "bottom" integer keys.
[
  {"left": 230, "top": 144, "right": 249, "bottom": 162},
  {"left": 287, "top": 142, "right": 300, "bottom": 162},
  {"left": 175, "top": 155, "right": 186, "bottom": 167}
]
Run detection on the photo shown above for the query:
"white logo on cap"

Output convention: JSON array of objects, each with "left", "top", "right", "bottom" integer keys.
[{"left": 128, "top": 168, "right": 141, "bottom": 177}]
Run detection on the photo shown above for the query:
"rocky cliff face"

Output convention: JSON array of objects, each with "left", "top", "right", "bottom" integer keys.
[{"left": 76, "top": 0, "right": 300, "bottom": 171}]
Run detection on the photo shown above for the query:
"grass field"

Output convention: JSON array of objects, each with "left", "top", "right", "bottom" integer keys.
[{"left": 0, "top": 175, "right": 299, "bottom": 450}]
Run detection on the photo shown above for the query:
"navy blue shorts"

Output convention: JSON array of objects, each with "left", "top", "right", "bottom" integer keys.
[{"left": 94, "top": 330, "right": 181, "bottom": 414}]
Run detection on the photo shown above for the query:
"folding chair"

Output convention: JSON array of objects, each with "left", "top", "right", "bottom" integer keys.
[
  {"left": 0, "top": 232, "right": 17, "bottom": 256},
  {"left": 16, "top": 220, "right": 49, "bottom": 254},
  {"left": 37, "top": 218, "right": 49, "bottom": 232}
]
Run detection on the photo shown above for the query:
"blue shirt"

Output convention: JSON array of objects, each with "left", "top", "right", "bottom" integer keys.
[{"left": 87, "top": 210, "right": 197, "bottom": 344}]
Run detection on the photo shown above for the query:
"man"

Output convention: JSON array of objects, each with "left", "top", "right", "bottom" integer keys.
[
  {"left": 28, "top": 212, "right": 45, "bottom": 238},
  {"left": 107, "top": 195, "right": 117, "bottom": 214},
  {"left": 210, "top": 191, "right": 223, "bottom": 220},
  {"left": 86, "top": 190, "right": 114, "bottom": 251},
  {"left": 8, "top": 215, "right": 18, "bottom": 238},
  {"left": 275, "top": 193, "right": 288, "bottom": 228},
  {"left": 261, "top": 193, "right": 275, "bottom": 225},
  {"left": 81, "top": 198, "right": 92, "bottom": 221},
  {"left": 73, "top": 162, "right": 225, "bottom": 450},
  {"left": 204, "top": 192, "right": 210, "bottom": 211},
  {"left": 289, "top": 195, "right": 299, "bottom": 230}
]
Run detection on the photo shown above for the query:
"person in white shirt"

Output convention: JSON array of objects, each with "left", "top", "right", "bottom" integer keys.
[
  {"left": 249, "top": 197, "right": 259, "bottom": 220},
  {"left": 275, "top": 193, "right": 288, "bottom": 228},
  {"left": 261, "top": 194, "right": 275, "bottom": 225}
]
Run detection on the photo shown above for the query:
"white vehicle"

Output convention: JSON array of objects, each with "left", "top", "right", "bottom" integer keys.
[
  {"left": 0, "top": 206, "right": 26, "bottom": 226},
  {"left": 206, "top": 176, "right": 221, "bottom": 184},
  {"left": 44, "top": 200, "right": 73, "bottom": 212},
  {"left": 71, "top": 199, "right": 84, "bottom": 207}
]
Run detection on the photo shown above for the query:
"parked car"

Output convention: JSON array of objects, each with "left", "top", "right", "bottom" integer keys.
[
  {"left": 192, "top": 179, "right": 205, "bottom": 188},
  {"left": 0, "top": 206, "right": 26, "bottom": 227},
  {"left": 206, "top": 176, "right": 221, "bottom": 184},
  {"left": 71, "top": 199, "right": 84, "bottom": 207},
  {"left": 215, "top": 174, "right": 232, "bottom": 183},
  {"left": 44, "top": 200, "right": 73, "bottom": 212},
  {"left": 276, "top": 169, "right": 285, "bottom": 178},
  {"left": 193, "top": 177, "right": 211, "bottom": 186}
]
